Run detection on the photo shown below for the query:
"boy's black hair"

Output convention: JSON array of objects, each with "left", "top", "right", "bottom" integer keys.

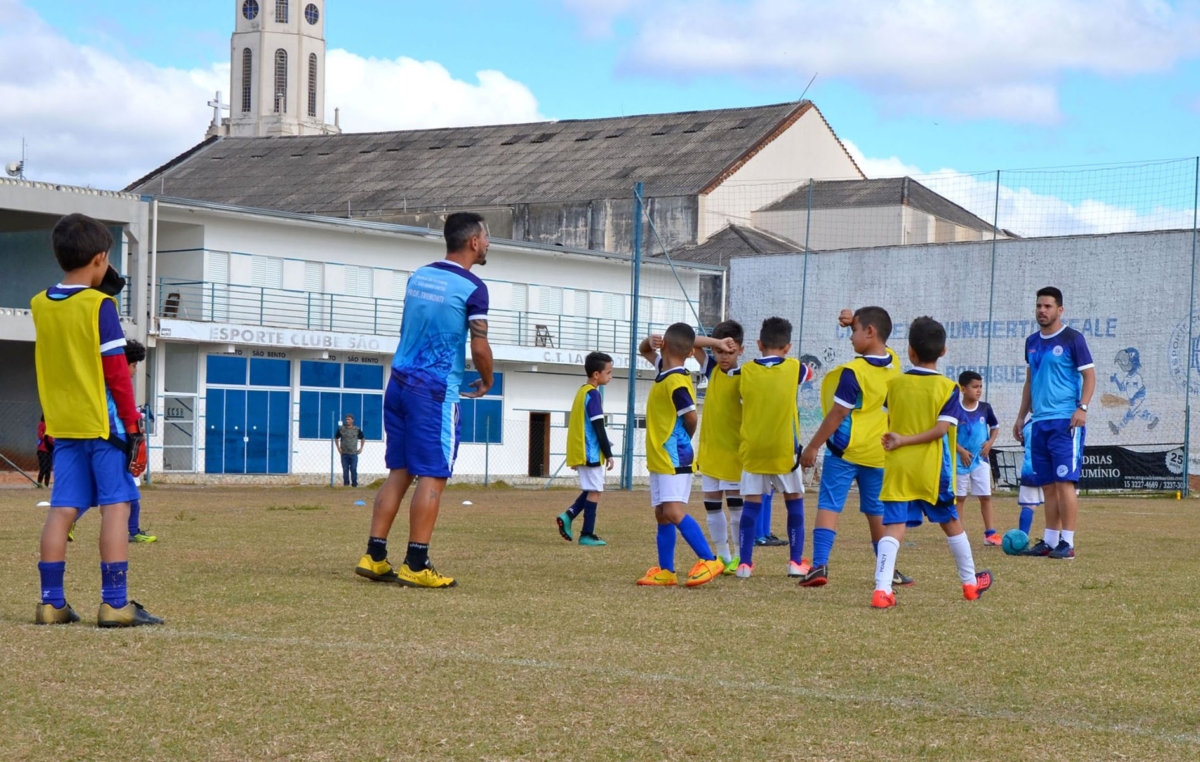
[
  {"left": 908, "top": 316, "right": 946, "bottom": 363},
  {"left": 1037, "top": 286, "right": 1064, "bottom": 307},
  {"left": 585, "top": 351, "right": 613, "bottom": 377},
  {"left": 758, "top": 316, "right": 792, "bottom": 349},
  {"left": 958, "top": 370, "right": 983, "bottom": 386},
  {"left": 123, "top": 339, "right": 147, "bottom": 365},
  {"left": 663, "top": 322, "right": 696, "bottom": 357},
  {"left": 51, "top": 213, "right": 113, "bottom": 272},
  {"left": 444, "top": 212, "right": 486, "bottom": 252},
  {"left": 711, "top": 319, "right": 744, "bottom": 346},
  {"left": 853, "top": 306, "right": 892, "bottom": 342}
]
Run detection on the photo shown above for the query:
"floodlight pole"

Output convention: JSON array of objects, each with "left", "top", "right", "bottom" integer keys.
[
  {"left": 1185, "top": 157, "right": 1199, "bottom": 497},
  {"left": 622, "top": 182, "right": 644, "bottom": 490},
  {"left": 984, "top": 170, "right": 1000, "bottom": 404}
]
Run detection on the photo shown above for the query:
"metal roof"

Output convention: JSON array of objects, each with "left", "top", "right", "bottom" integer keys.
[{"left": 656, "top": 224, "right": 805, "bottom": 267}]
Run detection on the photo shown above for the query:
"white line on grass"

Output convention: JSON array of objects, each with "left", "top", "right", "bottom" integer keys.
[{"left": 155, "top": 627, "right": 1200, "bottom": 747}]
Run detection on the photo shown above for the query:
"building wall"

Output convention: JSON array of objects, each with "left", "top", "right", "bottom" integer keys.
[
  {"left": 752, "top": 206, "right": 904, "bottom": 251},
  {"left": 0, "top": 340, "right": 39, "bottom": 469}
]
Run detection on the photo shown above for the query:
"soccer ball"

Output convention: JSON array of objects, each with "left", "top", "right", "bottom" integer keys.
[{"left": 1002, "top": 529, "right": 1029, "bottom": 555}]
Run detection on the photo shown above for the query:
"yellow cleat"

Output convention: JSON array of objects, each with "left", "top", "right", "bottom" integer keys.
[
  {"left": 397, "top": 563, "right": 457, "bottom": 589},
  {"left": 636, "top": 566, "right": 678, "bottom": 586},
  {"left": 354, "top": 555, "right": 399, "bottom": 583},
  {"left": 67, "top": 522, "right": 75, "bottom": 542},
  {"left": 685, "top": 558, "right": 725, "bottom": 588},
  {"left": 97, "top": 600, "right": 163, "bottom": 628},
  {"left": 35, "top": 602, "right": 80, "bottom": 625}
]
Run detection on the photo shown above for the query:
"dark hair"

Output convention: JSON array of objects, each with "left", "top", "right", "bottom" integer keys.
[
  {"left": 853, "top": 306, "right": 892, "bottom": 342},
  {"left": 908, "top": 316, "right": 946, "bottom": 363},
  {"left": 663, "top": 322, "right": 696, "bottom": 356},
  {"left": 758, "top": 316, "right": 792, "bottom": 349},
  {"left": 958, "top": 370, "right": 983, "bottom": 386},
  {"left": 444, "top": 212, "right": 486, "bottom": 253},
  {"left": 711, "top": 319, "right": 744, "bottom": 346},
  {"left": 51, "top": 213, "right": 113, "bottom": 272},
  {"left": 123, "top": 339, "right": 147, "bottom": 364},
  {"left": 799, "top": 353, "right": 822, "bottom": 371},
  {"left": 585, "top": 351, "right": 613, "bottom": 376},
  {"left": 1037, "top": 286, "right": 1063, "bottom": 307}
]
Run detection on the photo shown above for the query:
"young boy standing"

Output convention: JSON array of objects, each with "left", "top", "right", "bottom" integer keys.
[
  {"left": 31, "top": 213, "right": 161, "bottom": 627},
  {"left": 954, "top": 371, "right": 1000, "bottom": 546},
  {"left": 735, "top": 317, "right": 815, "bottom": 579},
  {"left": 636, "top": 324, "right": 732, "bottom": 588},
  {"left": 121, "top": 339, "right": 157, "bottom": 543},
  {"left": 798, "top": 307, "right": 908, "bottom": 588},
  {"left": 694, "top": 320, "right": 745, "bottom": 573},
  {"left": 557, "top": 351, "right": 615, "bottom": 547},
  {"left": 872, "top": 317, "right": 993, "bottom": 609}
]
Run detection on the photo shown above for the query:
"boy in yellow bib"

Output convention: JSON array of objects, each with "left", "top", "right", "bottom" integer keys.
[
  {"left": 636, "top": 323, "right": 735, "bottom": 588},
  {"left": 693, "top": 320, "right": 746, "bottom": 573},
  {"left": 873, "top": 317, "right": 993, "bottom": 609},
  {"left": 734, "top": 317, "right": 815, "bottom": 579},
  {"left": 798, "top": 307, "right": 907, "bottom": 588},
  {"left": 557, "top": 351, "right": 615, "bottom": 546}
]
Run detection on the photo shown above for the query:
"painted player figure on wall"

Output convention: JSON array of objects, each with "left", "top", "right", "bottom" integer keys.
[{"left": 1105, "top": 347, "right": 1159, "bottom": 435}]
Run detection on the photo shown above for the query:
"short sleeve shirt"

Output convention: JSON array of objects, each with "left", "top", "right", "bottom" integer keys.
[{"left": 1026, "top": 326, "right": 1093, "bottom": 421}]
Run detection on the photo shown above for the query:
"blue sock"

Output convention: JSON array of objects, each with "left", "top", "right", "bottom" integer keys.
[
  {"left": 677, "top": 515, "right": 715, "bottom": 561},
  {"left": 785, "top": 498, "right": 805, "bottom": 564},
  {"left": 984, "top": 528, "right": 997, "bottom": 538},
  {"left": 656, "top": 523, "right": 676, "bottom": 572},
  {"left": 1019, "top": 506, "right": 1035, "bottom": 535},
  {"left": 812, "top": 527, "right": 837, "bottom": 567},
  {"left": 100, "top": 561, "right": 128, "bottom": 609},
  {"left": 581, "top": 500, "right": 598, "bottom": 535},
  {"left": 566, "top": 491, "right": 587, "bottom": 519},
  {"left": 38, "top": 561, "right": 66, "bottom": 607},
  {"left": 740, "top": 500, "right": 762, "bottom": 565},
  {"left": 872, "top": 541, "right": 879, "bottom": 556},
  {"left": 128, "top": 499, "right": 141, "bottom": 536},
  {"left": 758, "top": 491, "right": 774, "bottom": 538}
]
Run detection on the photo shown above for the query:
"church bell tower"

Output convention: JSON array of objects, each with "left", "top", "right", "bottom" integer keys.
[{"left": 218, "top": 0, "right": 340, "bottom": 137}]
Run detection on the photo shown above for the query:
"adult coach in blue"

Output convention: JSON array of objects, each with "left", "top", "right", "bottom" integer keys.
[
  {"left": 1013, "top": 286, "right": 1095, "bottom": 560},
  {"left": 354, "top": 212, "right": 493, "bottom": 588}
]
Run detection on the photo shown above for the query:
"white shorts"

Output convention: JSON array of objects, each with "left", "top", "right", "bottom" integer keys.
[
  {"left": 700, "top": 475, "right": 740, "bottom": 493},
  {"left": 576, "top": 465, "right": 606, "bottom": 493},
  {"left": 740, "top": 468, "right": 805, "bottom": 497},
  {"left": 1018, "top": 484, "right": 1044, "bottom": 505},
  {"left": 649, "top": 473, "right": 693, "bottom": 506},
  {"left": 955, "top": 467, "right": 992, "bottom": 497}
]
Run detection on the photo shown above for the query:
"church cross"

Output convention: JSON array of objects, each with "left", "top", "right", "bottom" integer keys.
[{"left": 207, "top": 91, "right": 229, "bottom": 127}]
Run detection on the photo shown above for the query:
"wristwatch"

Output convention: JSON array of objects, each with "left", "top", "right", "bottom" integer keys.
[{"left": 1077, "top": 403, "right": 1089, "bottom": 412}]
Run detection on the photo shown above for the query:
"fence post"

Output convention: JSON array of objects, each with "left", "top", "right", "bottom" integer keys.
[
  {"left": 622, "top": 182, "right": 644, "bottom": 491},
  {"left": 1185, "top": 157, "right": 1199, "bottom": 496},
  {"left": 373, "top": 297, "right": 379, "bottom": 335},
  {"left": 797, "top": 178, "right": 813, "bottom": 353},
  {"left": 330, "top": 410, "right": 336, "bottom": 488},
  {"left": 485, "top": 418, "right": 491, "bottom": 488},
  {"left": 984, "top": 169, "right": 1001, "bottom": 403}
]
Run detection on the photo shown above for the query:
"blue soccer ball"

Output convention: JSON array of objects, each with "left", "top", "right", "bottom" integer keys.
[{"left": 1002, "top": 529, "right": 1029, "bottom": 555}]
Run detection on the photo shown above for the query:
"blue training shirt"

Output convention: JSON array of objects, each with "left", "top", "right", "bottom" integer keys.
[
  {"left": 583, "top": 387, "right": 605, "bottom": 464},
  {"left": 392, "top": 261, "right": 489, "bottom": 402},
  {"left": 956, "top": 401, "right": 998, "bottom": 475},
  {"left": 1025, "top": 326, "right": 1093, "bottom": 422}
]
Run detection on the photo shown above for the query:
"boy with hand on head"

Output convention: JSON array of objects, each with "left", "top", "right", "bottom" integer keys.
[
  {"left": 872, "top": 317, "right": 993, "bottom": 609},
  {"left": 557, "top": 351, "right": 615, "bottom": 547},
  {"left": 693, "top": 320, "right": 746, "bottom": 573},
  {"left": 797, "top": 307, "right": 910, "bottom": 589},
  {"left": 734, "top": 317, "right": 816, "bottom": 579},
  {"left": 954, "top": 371, "right": 1000, "bottom": 546},
  {"left": 31, "top": 213, "right": 161, "bottom": 627},
  {"left": 636, "top": 323, "right": 734, "bottom": 588}
]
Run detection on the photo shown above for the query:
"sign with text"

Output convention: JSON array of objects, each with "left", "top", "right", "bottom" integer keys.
[{"left": 991, "top": 445, "right": 1185, "bottom": 491}]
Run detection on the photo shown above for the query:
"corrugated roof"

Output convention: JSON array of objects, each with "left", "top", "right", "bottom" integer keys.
[
  {"left": 656, "top": 224, "right": 804, "bottom": 267},
  {"left": 759, "top": 177, "right": 999, "bottom": 234},
  {"left": 127, "top": 102, "right": 812, "bottom": 214}
]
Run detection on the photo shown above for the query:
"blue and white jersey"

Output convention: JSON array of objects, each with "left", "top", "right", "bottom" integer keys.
[
  {"left": 583, "top": 388, "right": 605, "bottom": 463},
  {"left": 392, "top": 261, "right": 489, "bottom": 402},
  {"left": 956, "top": 401, "right": 998, "bottom": 475},
  {"left": 1020, "top": 419, "right": 1036, "bottom": 482},
  {"left": 1026, "top": 326, "right": 1093, "bottom": 422}
]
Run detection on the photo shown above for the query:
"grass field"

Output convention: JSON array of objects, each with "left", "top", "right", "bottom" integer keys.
[{"left": 2, "top": 484, "right": 1199, "bottom": 761}]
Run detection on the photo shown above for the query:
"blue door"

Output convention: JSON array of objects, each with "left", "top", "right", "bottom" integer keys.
[
  {"left": 246, "top": 390, "right": 269, "bottom": 473},
  {"left": 205, "top": 389, "right": 225, "bottom": 473},
  {"left": 224, "top": 389, "right": 247, "bottom": 474},
  {"left": 268, "top": 391, "right": 290, "bottom": 474}
]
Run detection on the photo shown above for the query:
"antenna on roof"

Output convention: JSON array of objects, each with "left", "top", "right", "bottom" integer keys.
[{"left": 798, "top": 72, "right": 818, "bottom": 103}]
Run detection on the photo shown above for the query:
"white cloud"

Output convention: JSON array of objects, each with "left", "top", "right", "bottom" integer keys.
[
  {"left": 560, "top": 0, "right": 640, "bottom": 38},
  {"left": 0, "top": 0, "right": 543, "bottom": 190},
  {"left": 841, "top": 139, "right": 923, "bottom": 180},
  {"left": 567, "top": 0, "right": 1200, "bottom": 124}
]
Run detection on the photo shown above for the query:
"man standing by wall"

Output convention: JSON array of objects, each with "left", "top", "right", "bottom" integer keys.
[
  {"left": 336, "top": 414, "right": 364, "bottom": 487},
  {"left": 1014, "top": 286, "right": 1095, "bottom": 560},
  {"left": 353, "top": 212, "right": 493, "bottom": 589}
]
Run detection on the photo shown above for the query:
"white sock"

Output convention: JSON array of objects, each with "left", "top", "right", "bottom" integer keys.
[
  {"left": 1061, "top": 529, "right": 1075, "bottom": 547},
  {"left": 705, "top": 511, "right": 729, "bottom": 560},
  {"left": 1044, "top": 529, "right": 1060, "bottom": 547},
  {"left": 875, "top": 536, "right": 900, "bottom": 594},
  {"left": 728, "top": 508, "right": 743, "bottom": 552},
  {"left": 947, "top": 532, "right": 976, "bottom": 586}
]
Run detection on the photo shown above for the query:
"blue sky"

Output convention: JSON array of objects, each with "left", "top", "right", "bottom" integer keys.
[{"left": 7, "top": 0, "right": 1200, "bottom": 197}]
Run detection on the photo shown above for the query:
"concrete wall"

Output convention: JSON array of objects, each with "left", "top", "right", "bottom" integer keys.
[{"left": 0, "top": 340, "right": 40, "bottom": 468}]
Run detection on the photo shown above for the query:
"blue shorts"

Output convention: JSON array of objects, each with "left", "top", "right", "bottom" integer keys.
[
  {"left": 883, "top": 499, "right": 958, "bottom": 527},
  {"left": 817, "top": 452, "right": 884, "bottom": 516},
  {"left": 1027, "top": 419, "right": 1085, "bottom": 486},
  {"left": 384, "top": 379, "right": 461, "bottom": 479},
  {"left": 50, "top": 439, "right": 139, "bottom": 513}
]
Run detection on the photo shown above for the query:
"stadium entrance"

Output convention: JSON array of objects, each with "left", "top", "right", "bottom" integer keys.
[{"left": 203, "top": 354, "right": 291, "bottom": 474}]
